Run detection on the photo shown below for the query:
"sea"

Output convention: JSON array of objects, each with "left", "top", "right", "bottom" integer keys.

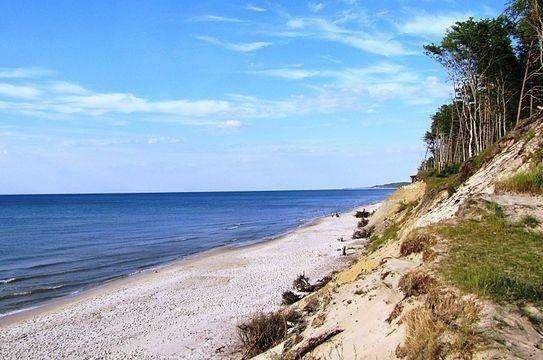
[{"left": 0, "top": 189, "right": 393, "bottom": 316}]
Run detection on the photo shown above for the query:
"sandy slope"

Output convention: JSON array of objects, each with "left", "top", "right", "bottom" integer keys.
[{"left": 0, "top": 203, "right": 380, "bottom": 360}]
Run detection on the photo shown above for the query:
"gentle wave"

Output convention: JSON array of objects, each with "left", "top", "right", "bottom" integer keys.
[
  {"left": 0, "top": 278, "right": 16, "bottom": 284},
  {"left": 0, "top": 285, "right": 64, "bottom": 301}
]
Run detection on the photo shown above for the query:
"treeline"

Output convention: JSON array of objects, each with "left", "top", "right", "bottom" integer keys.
[{"left": 422, "top": 0, "right": 542, "bottom": 173}]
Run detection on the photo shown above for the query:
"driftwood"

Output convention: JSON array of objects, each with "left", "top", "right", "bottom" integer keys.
[{"left": 284, "top": 328, "right": 344, "bottom": 359}]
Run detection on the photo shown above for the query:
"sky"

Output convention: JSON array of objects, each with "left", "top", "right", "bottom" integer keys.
[{"left": 0, "top": 0, "right": 504, "bottom": 194}]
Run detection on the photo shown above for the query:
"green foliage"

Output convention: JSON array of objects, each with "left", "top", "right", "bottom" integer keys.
[
  {"left": 438, "top": 204, "right": 543, "bottom": 304},
  {"left": 496, "top": 164, "right": 543, "bottom": 194},
  {"left": 397, "top": 200, "right": 418, "bottom": 214},
  {"left": 521, "top": 215, "right": 541, "bottom": 228},
  {"left": 366, "top": 224, "right": 399, "bottom": 254}
]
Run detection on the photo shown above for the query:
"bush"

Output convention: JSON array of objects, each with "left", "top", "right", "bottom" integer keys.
[
  {"left": 521, "top": 215, "right": 541, "bottom": 228},
  {"left": 357, "top": 218, "right": 369, "bottom": 228},
  {"left": 400, "top": 232, "right": 436, "bottom": 257},
  {"left": 237, "top": 310, "right": 301, "bottom": 358},
  {"left": 399, "top": 271, "right": 437, "bottom": 297},
  {"left": 354, "top": 209, "right": 371, "bottom": 218},
  {"left": 282, "top": 290, "right": 302, "bottom": 305},
  {"left": 293, "top": 274, "right": 312, "bottom": 292},
  {"left": 352, "top": 226, "right": 374, "bottom": 239},
  {"left": 496, "top": 165, "right": 543, "bottom": 195}
]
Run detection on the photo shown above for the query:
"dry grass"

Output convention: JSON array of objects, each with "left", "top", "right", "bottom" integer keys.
[
  {"left": 402, "top": 306, "right": 445, "bottom": 359},
  {"left": 400, "top": 232, "right": 436, "bottom": 257},
  {"left": 401, "top": 291, "right": 482, "bottom": 360},
  {"left": 426, "top": 288, "right": 479, "bottom": 326},
  {"left": 237, "top": 309, "right": 302, "bottom": 358},
  {"left": 399, "top": 271, "right": 437, "bottom": 297},
  {"left": 386, "top": 302, "right": 404, "bottom": 323}
]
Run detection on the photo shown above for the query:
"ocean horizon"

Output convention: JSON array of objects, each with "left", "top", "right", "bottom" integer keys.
[{"left": 0, "top": 188, "right": 393, "bottom": 316}]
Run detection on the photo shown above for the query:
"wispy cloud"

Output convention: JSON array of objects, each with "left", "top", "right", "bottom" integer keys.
[
  {"left": 0, "top": 83, "right": 41, "bottom": 99},
  {"left": 246, "top": 4, "right": 266, "bottom": 12},
  {"left": 398, "top": 12, "right": 472, "bottom": 37},
  {"left": 196, "top": 35, "right": 272, "bottom": 52},
  {"left": 277, "top": 17, "right": 412, "bottom": 56},
  {"left": 0, "top": 64, "right": 449, "bottom": 125},
  {"left": 0, "top": 67, "right": 53, "bottom": 79},
  {"left": 190, "top": 15, "right": 245, "bottom": 23},
  {"left": 308, "top": 2, "right": 325, "bottom": 13},
  {"left": 217, "top": 119, "right": 242, "bottom": 129},
  {"left": 251, "top": 68, "right": 320, "bottom": 80}
]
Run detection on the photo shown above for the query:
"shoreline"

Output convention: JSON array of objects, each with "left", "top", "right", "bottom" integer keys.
[
  {"left": 0, "top": 201, "right": 378, "bottom": 324},
  {"left": 0, "top": 202, "right": 381, "bottom": 359}
]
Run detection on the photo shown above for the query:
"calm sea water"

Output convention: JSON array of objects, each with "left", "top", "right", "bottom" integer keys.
[{"left": 0, "top": 189, "right": 392, "bottom": 316}]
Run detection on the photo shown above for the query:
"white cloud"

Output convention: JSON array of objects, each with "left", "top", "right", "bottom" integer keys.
[
  {"left": 246, "top": 4, "right": 266, "bottom": 12},
  {"left": 217, "top": 119, "right": 242, "bottom": 129},
  {"left": 190, "top": 15, "right": 245, "bottom": 23},
  {"left": 0, "top": 83, "right": 40, "bottom": 99},
  {"left": 147, "top": 136, "right": 182, "bottom": 145},
  {"left": 196, "top": 35, "right": 272, "bottom": 52},
  {"left": 0, "top": 67, "right": 53, "bottom": 79},
  {"left": 398, "top": 13, "right": 472, "bottom": 37},
  {"left": 280, "top": 17, "right": 412, "bottom": 56},
  {"left": 251, "top": 68, "right": 320, "bottom": 79},
  {"left": 48, "top": 81, "right": 89, "bottom": 94},
  {"left": 308, "top": 2, "right": 325, "bottom": 12},
  {"left": 0, "top": 63, "right": 450, "bottom": 124}
]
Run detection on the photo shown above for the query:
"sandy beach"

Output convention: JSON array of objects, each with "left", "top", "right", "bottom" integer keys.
[{"left": 0, "top": 203, "right": 380, "bottom": 360}]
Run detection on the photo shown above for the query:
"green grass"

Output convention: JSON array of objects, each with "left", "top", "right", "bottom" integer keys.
[
  {"left": 397, "top": 200, "right": 418, "bottom": 214},
  {"left": 496, "top": 165, "right": 543, "bottom": 195},
  {"left": 366, "top": 224, "right": 399, "bottom": 254},
  {"left": 437, "top": 203, "right": 543, "bottom": 304},
  {"left": 521, "top": 215, "right": 541, "bottom": 228}
]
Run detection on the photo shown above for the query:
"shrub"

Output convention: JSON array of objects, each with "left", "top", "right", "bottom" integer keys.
[
  {"left": 357, "top": 218, "right": 369, "bottom": 228},
  {"left": 496, "top": 165, "right": 543, "bottom": 195},
  {"left": 354, "top": 209, "right": 371, "bottom": 218},
  {"left": 352, "top": 226, "right": 374, "bottom": 239},
  {"left": 282, "top": 290, "right": 302, "bottom": 305},
  {"left": 293, "top": 274, "right": 312, "bottom": 292},
  {"left": 400, "top": 232, "right": 435, "bottom": 257},
  {"left": 312, "top": 275, "right": 332, "bottom": 291},
  {"left": 521, "top": 214, "right": 540, "bottom": 228},
  {"left": 399, "top": 271, "right": 437, "bottom": 297},
  {"left": 237, "top": 310, "right": 301, "bottom": 358}
]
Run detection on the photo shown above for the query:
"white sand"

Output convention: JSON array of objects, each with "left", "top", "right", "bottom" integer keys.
[{"left": 0, "top": 203, "right": 380, "bottom": 360}]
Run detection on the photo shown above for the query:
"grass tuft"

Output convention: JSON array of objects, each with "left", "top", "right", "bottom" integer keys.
[
  {"left": 400, "top": 232, "right": 436, "bottom": 257},
  {"left": 521, "top": 214, "right": 540, "bottom": 228},
  {"left": 402, "top": 306, "right": 445, "bottom": 359},
  {"left": 496, "top": 165, "right": 543, "bottom": 195},
  {"left": 365, "top": 225, "right": 399, "bottom": 253},
  {"left": 438, "top": 204, "right": 543, "bottom": 304},
  {"left": 237, "top": 309, "right": 301, "bottom": 358},
  {"left": 399, "top": 271, "right": 437, "bottom": 297}
]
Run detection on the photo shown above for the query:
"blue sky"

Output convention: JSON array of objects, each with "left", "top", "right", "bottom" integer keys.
[{"left": 0, "top": 0, "right": 503, "bottom": 194}]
